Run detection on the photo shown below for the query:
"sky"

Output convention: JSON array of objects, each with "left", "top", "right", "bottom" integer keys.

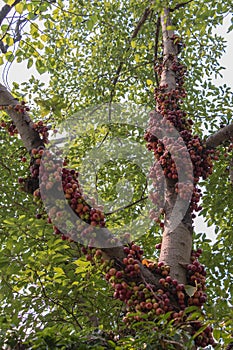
[{"left": 0, "top": 6, "right": 232, "bottom": 242}]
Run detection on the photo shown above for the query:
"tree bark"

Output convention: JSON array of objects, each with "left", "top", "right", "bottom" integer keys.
[
  {"left": 206, "top": 122, "right": 233, "bottom": 149},
  {"left": 158, "top": 8, "right": 193, "bottom": 284},
  {"left": 0, "top": 83, "right": 43, "bottom": 152}
]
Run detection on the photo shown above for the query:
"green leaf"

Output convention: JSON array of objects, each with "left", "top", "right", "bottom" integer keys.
[
  {"left": 185, "top": 283, "right": 198, "bottom": 297},
  {"left": 30, "top": 23, "right": 39, "bottom": 38},
  {"left": 87, "top": 14, "right": 98, "bottom": 31},
  {"left": 53, "top": 267, "right": 66, "bottom": 276},
  {"left": 27, "top": 58, "right": 33, "bottom": 69},
  {"left": 131, "top": 40, "right": 136, "bottom": 49},
  {"left": 213, "top": 328, "right": 221, "bottom": 341},
  {"left": 15, "top": 2, "right": 24, "bottom": 14},
  {"left": 35, "top": 59, "right": 47, "bottom": 74},
  {"left": 193, "top": 324, "right": 209, "bottom": 339},
  {"left": 135, "top": 54, "right": 140, "bottom": 63},
  {"left": 5, "top": 51, "right": 14, "bottom": 62},
  {"left": 1, "top": 24, "right": 9, "bottom": 32},
  {"left": 6, "top": 0, "right": 15, "bottom": 5},
  {"left": 166, "top": 25, "right": 176, "bottom": 31},
  {"left": 146, "top": 79, "right": 153, "bottom": 86}
]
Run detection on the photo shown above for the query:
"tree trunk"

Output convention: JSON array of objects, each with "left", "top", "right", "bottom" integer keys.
[{"left": 157, "top": 8, "right": 193, "bottom": 284}]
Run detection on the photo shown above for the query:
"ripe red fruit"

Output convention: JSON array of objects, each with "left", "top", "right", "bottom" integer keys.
[
  {"left": 109, "top": 268, "right": 116, "bottom": 276},
  {"left": 128, "top": 257, "right": 134, "bottom": 265},
  {"left": 159, "top": 278, "right": 165, "bottom": 285},
  {"left": 146, "top": 302, "right": 153, "bottom": 310},
  {"left": 116, "top": 271, "right": 123, "bottom": 279},
  {"left": 123, "top": 247, "right": 130, "bottom": 254},
  {"left": 96, "top": 249, "right": 102, "bottom": 256},
  {"left": 92, "top": 212, "right": 100, "bottom": 220},
  {"left": 122, "top": 258, "right": 128, "bottom": 265},
  {"left": 176, "top": 284, "right": 184, "bottom": 291},
  {"left": 155, "top": 308, "right": 163, "bottom": 315},
  {"left": 165, "top": 276, "right": 172, "bottom": 283},
  {"left": 172, "top": 279, "right": 178, "bottom": 286}
]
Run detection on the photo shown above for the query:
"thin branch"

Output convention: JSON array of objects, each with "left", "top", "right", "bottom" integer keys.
[
  {"left": 110, "top": 6, "right": 152, "bottom": 102},
  {"left": 162, "top": 338, "right": 186, "bottom": 349},
  {"left": 169, "top": 0, "right": 194, "bottom": 12},
  {"left": 35, "top": 271, "right": 83, "bottom": 330},
  {"left": 14, "top": 17, "right": 27, "bottom": 43},
  {"left": 131, "top": 7, "right": 152, "bottom": 39},
  {"left": 206, "top": 122, "right": 233, "bottom": 148},
  {"left": 105, "top": 196, "right": 148, "bottom": 216},
  {"left": 0, "top": 158, "right": 12, "bottom": 173},
  {"left": 0, "top": 11, "right": 15, "bottom": 42}
]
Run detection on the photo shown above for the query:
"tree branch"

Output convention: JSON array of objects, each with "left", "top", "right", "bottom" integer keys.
[
  {"left": 105, "top": 196, "right": 148, "bottom": 216},
  {"left": 130, "top": 7, "right": 152, "bottom": 40},
  {"left": 110, "top": 6, "right": 152, "bottom": 101},
  {"left": 206, "top": 123, "right": 233, "bottom": 149},
  {"left": 0, "top": 0, "right": 22, "bottom": 26},
  {"left": 169, "top": 0, "right": 194, "bottom": 12},
  {"left": 0, "top": 83, "right": 44, "bottom": 152}
]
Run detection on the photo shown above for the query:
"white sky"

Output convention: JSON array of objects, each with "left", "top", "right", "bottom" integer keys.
[{"left": 0, "top": 6, "right": 232, "bottom": 241}]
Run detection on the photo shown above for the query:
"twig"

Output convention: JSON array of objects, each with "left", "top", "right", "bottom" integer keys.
[
  {"left": 131, "top": 7, "right": 152, "bottom": 39},
  {"left": 162, "top": 338, "right": 186, "bottom": 349},
  {"left": 105, "top": 196, "right": 148, "bottom": 216},
  {"left": 169, "top": 0, "right": 194, "bottom": 12},
  {"left": 35, "top": 271, "right": 83, "bottom": 330},
  {"left": 110, "top": 6, "right": 152, "bottom": 102},
  {"left": 0, "top": 159, "right": 12, "bottom": 173}
]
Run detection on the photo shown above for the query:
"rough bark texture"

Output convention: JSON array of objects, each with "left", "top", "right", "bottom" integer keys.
[
  {"left": 206, "top": 122, "right": 233, "bottom": 148},
  {"left": 0, "top": 83, "right": 44, "bottom": 152},
  {"left": 160, "top": 8, "right": 177, "bottom": 91},
  {"left": 158, "top": 9, "right": 193, "bottom": 284}
]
